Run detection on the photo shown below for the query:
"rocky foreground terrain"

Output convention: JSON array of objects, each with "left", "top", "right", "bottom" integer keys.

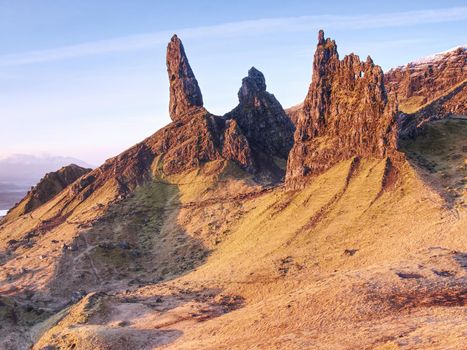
[{"left": 0, "top": 31, "right": 465, "bottom": 350}]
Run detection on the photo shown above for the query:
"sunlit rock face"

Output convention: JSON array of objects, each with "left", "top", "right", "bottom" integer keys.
[
  {"left": 286, "top": 30, "right": 399, "bottom": 189},
  {"left": 166, "top": 34, "right": 205, "bottom": 121},
  {"left": 384, "top": 46, "right": 466, "bottom": 112}
]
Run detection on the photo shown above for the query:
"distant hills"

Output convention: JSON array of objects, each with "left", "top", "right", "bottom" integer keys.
[
  {"left": 0, "top": 154, "right": 93, "bottom": 211},
  {"left": 0, "top": 154, "right": 93, "bottom": 186}
]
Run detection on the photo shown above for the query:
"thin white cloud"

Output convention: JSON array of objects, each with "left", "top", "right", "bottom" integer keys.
[{"left": 0, "top": 6, "right": 466, "bottom": 66}]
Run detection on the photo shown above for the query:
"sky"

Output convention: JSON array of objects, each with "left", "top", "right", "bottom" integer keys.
[{"left": 0, "top": 1, "right": 466, "bottom": 165}]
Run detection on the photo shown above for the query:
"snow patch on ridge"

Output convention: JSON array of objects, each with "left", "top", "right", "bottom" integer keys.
[
  {"left": 410, "top": 45, "right": 466, "bottom": 65},
  {"left": 388, "top": 45, "right": 466, "bottom": 72}
]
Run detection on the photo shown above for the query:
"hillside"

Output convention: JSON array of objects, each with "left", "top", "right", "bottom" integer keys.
[{"left": 0, "top": 31, "right": 465, "bottom": 350}]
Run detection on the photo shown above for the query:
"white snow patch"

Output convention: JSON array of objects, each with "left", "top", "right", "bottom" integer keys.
[{"left": 410, "top": 45, "right": 466, "bottom": 65}]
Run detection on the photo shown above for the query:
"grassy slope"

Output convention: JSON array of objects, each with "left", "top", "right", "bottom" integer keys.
[{"left": 1, "top": 122, "right": 466, "bottom": 349}]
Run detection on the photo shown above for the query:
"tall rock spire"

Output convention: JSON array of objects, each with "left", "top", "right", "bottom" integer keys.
[{"left": 166, "top": 35, "right": 204, "bottom": 121}]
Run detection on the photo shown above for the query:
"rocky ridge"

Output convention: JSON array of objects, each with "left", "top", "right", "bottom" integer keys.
[
  {"left": 5, "top": 164, "right": 91, "bottom": 220},
  {"left": 385, "top": 46, "right": 466, "bottom": 139},
  {"left": 385, "top": 46, "right": 466, "bottom": 113},
  {"left": 224, "top": 67, "right": 295, "bottom": 159},
  {"left": 1, "top": 35, "right": 294, "bottom": 226}
]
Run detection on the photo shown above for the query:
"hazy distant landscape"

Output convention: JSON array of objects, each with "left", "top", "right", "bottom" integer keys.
[{"left": 0, "top": 183, "right": 28, "bottom": 213}]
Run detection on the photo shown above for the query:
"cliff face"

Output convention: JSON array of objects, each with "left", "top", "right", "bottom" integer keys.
[
  {"left": 286, "top": 30, "right": 398, "bottom": 188},
  {"left": 385, "top": 47, "right": 466, "bottom": 139},
  {"left": 284, "top": 102, "right": 303, "bottom": 126},
  {"left": 6, "top": 164, "right": 91, "bottom": 219},
  {"left": 385, "top": 46, "right": 466, "bottom": 114}
]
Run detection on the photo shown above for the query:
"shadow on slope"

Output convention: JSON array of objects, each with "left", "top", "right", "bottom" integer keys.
[
  {"left": 0, "top": 177, "right": 211, "bottom": 349},
  {"left": 15, "top": 161, "right": 259, "bottom": 349},
  {"left": 399, "top": 117, "right": 466, "bottom": 209},
  {"left": 46, "top": 178, "right": 210, "bottom": 299}
]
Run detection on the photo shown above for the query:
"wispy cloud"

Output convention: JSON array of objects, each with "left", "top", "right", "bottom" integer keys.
[{"left": 1, "top": 7, "right": 466, "bottom": 66}]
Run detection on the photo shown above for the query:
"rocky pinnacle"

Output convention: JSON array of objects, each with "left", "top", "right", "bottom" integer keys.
[
  {"left": 225, "top": 67, "right": 295, "bottom": 159},
  {"left": 286, "top": 30, "right": 399, "bottom": 188},
  {"left": 166, "top": 35, "right": 204, "bottom": 121}
]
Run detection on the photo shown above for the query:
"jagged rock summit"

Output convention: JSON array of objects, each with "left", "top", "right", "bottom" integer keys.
[
  {"left": 286, "top": 30, "right": 399, "bottom": 188},
  {"left": 225, "top": 67, "right": 295, "bottom": 159},
  {"left": 167, "top": 34, "right": 205, "bottom": 121},
  {"left": 1, "top": 35, "right": 296, "bottom": 227}
]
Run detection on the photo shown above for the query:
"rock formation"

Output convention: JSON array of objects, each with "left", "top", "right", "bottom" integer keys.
[
  {"left": 286, "top": 30, "right": 399, "bottom": 188},
  {"left": 6, "top": 164, "right": 91, "bottom": 219},
  {"left": 397, "top": 81, "right": 467, "bottom": 139},
  {"left": 385, "top": 46, "right": 466, "bottom": 138},
  {"left": 167, "top": 34, "right": 205, "bottom": 121},
  {"left": 221, "top": 119, "right": 256, "bottom": 173},
  {"left": 225, "top": 67, "right": 295, "bottom": 159},
  {"left": 385, "top": 46, "right": 466, "bottom": 113},
  {"left": 3, "top": 35, "right": 298, "bottom": 224},
  {"left": 284, "top": 102, "right": 303, "bottom": 126}
]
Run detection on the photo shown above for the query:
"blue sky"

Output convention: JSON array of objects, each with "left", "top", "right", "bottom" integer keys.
[{"left": 0, "top": 1, "right": 466, "bottom": 165}]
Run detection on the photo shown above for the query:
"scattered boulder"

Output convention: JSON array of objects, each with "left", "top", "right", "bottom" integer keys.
[
  {"left": 118, "top": 241, "right": 131, "bottom": 250},
  {"left": 344, "top": 249, "right": 358, "bottom": 256},
  {"left": 71, "top": 290, "right": 87, "bottom": 303},
  {"left": 396, "top": 272, "right": 423, "bottom": 279},
  {"left": 432, "top": 270, "right": 455, "bottom": 277}
]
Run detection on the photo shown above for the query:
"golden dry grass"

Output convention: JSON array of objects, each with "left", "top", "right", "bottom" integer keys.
[{"left": 1, "top": 121, "right": 466, "bottom": 349}]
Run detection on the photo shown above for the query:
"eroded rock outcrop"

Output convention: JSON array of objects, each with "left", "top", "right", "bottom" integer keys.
[
  {"left": 225, "top": 67, "right": 295, "bottom": 159},
  {"left": 285, "top": 102, "right": 303, "bottom": 126},
  {"left": 286, "top": 30, "right": 399, "bottom": 188},
  {"left": 167, "top": 34, "right": 205, "bottom": 121},
  {"left": 3, "top": 35, "right": 293, "bottom": 224},
  {"left": 221, "top": 119, "right": 256, "bottom": 173},
  {"left": 385, "top": 46, "right": 466, "bottom": 138}
]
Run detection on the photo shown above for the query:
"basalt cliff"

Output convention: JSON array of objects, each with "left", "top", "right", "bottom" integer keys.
[
  {"left": 0, "top": 31, "right": 465, "bottom": 350},
  {"left": 385, "top": 45, "right": 466, "bottom": 114}
]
